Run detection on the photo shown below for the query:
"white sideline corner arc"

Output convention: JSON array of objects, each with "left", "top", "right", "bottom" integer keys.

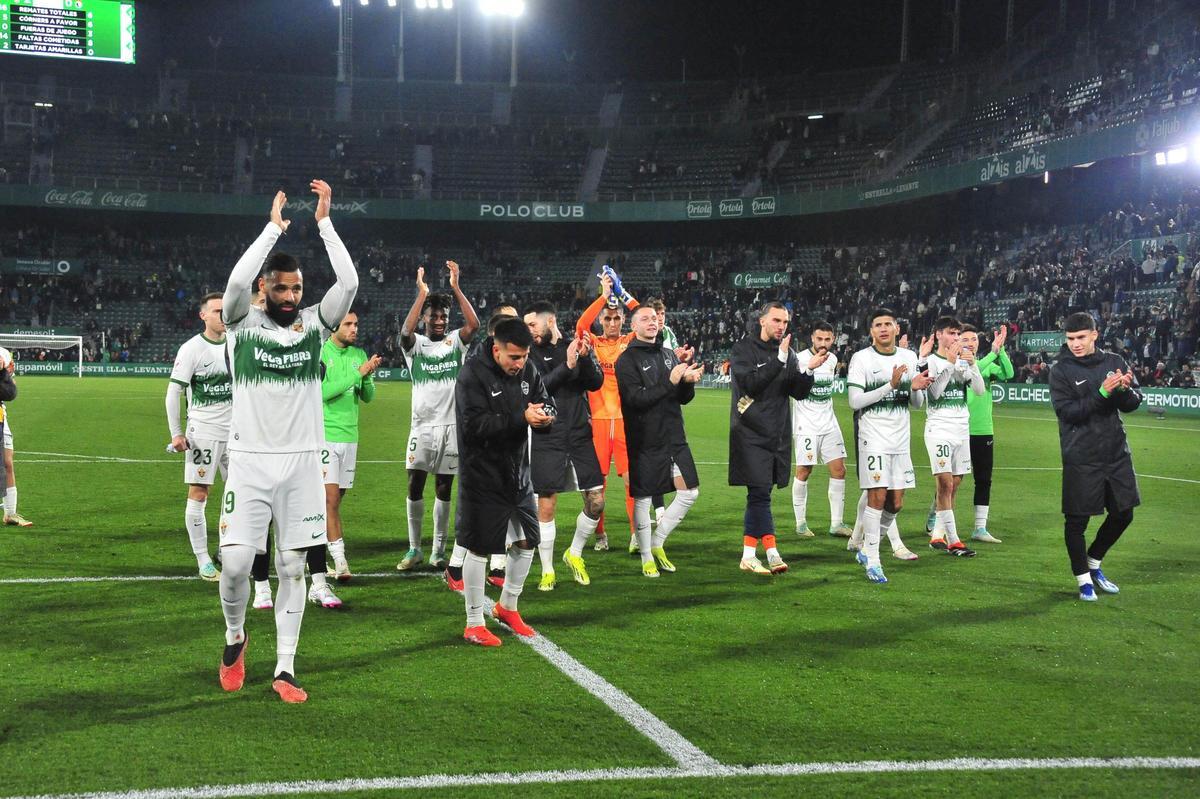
[{"left": 8, "top": 757, "right": 1199, "bottom": 799}]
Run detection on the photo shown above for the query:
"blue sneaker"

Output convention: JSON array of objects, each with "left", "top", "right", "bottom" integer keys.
[
  {"left": 855, "top": 550, "right": 869, "bottom": 567},
  {"left": 925, "top": 510, "right": 937, "bottom": 533},
  {"left": 1091, "top": 568, "right": 1119, "bottom": 594},
  {"left": 865, "top": 566, "right": 888, "bottom": 584},
  {"left": 1079, "top": 583, "right": 1097, "bottom": 601}
]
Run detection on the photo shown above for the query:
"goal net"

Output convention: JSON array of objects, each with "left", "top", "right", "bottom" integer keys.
[{"left": 0, "top": 333, "right": 85, "bottom": 378}]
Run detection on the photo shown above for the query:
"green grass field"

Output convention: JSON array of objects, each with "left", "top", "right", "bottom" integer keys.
[{"left": 1, "top": 376, "right": 1198, "bottom": 798}]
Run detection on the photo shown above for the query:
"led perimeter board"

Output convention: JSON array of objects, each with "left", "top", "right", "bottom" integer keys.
[{"left": 1, "top": 0, "right": 135, "bottom": 64}]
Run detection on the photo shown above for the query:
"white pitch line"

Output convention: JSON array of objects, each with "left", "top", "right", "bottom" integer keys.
[
  {"left": 7, "top": 756, "right": 1198, "bottom": 799},
  {"left": 0, "top": 572, "right": 440, "bottom": 586},
  {"left": 486, "top": 593, "right": 717, "bottom": 770},
  {"left": 692, "top": 462, "right": 1200, "bottom": 485}
]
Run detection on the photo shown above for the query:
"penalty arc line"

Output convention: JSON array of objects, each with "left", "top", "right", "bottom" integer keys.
[{"left": 5, "top": 756, "right": 1199, "bottom": 799}]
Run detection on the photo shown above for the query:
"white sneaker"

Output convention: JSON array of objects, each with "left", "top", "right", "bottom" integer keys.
[
  {"left": 307, "top": 583, "right": 343, "bottom": 609},
  {"left": 331, "top": 558, "right": 352, "bottom": 582},
  {"left": 253, "top": 583, "right": 273, "bottom": 610},
  {"left": 892, "top": 546, "right": 919, "bottom": 561},
  {"left": 847, "top": 527, "right": 864, "bottom": 551}
]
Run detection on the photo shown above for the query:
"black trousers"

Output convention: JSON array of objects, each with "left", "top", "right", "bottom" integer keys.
[
  {"left": 969, "top": 435, "right": 994, "bottom": 506},
  {"left": 1064, "top": 479, "right": 1133, "bottom": 576},
  {"left": 744, "top": 485, "right": 774, "bottom": 538}
]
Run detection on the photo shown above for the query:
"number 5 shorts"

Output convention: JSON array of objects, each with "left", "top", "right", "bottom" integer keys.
[
  {"left": 858, "top": 450, "right": 916, "bottom": 490},
  {"left": 219, "top": 450, "right": 328, "bottom": 552},
  {"left": 406, "top": 424, "right": 459, "bottom": 475},
  {"left": 183, "top": 438, "right": 229, "bottom": 486}
]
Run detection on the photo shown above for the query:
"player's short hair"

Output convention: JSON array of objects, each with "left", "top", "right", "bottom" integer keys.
[
  {"left": 866, "top": 308, "right": 896, "bottom": 327},
  {"left": 493, "top": 317, "right": 533, "bottom": 348},
  {"left": 934, "top": 316, "right": 962, "bottom": 334},
  {"left": 758, "top": 301, "right": 789, "bottom": 319},
  {"left": 960, "top": 323, "right": 979, "bottom": 334},
  {"left": 487, "top": 311, "right": 517, "bottom": 335},
  {"left": 525, "top": 301, "right": 556, "bottom": 317},
  {"left": 600, "top": 304, "right": 625, "bottom": 317},
  {"left": 647, "top": 298, "right": 666, "bottom": 313},
  {"left": 261, "top": 253, "right": 299, "bottom": 280},
  {"left": 199, "top": 291, "right": 223, "bottom": 311},
  {"left": 631, "top": 305, "right": 656, "bottom": 321},
  {"left": 810, "top": 320, "right": 834, "bottom": 335},
  {"left": 422, "top": 293, "right": 451, "bottom": 315},
  {"left": 1065, "top": 312, "right": 1096, "bottom": 332}
]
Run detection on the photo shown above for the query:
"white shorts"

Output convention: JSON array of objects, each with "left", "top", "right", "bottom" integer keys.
[
  {"left": 184, "top": 439, "right": 229, "bottom": 486},
  {"left": 219, "top": 450, "right": 327, "bottom": 553},
  {"left": 925, "top": 438, "right": 972, "bottom": 476},
  {"left": 3, "top": 418, "right": 12, "bottom": 450},
  {"left": 858, "top": 451, "right": 916, "bottom": 491},
  {"left": 794, "top": 428, "right": 846, "bottom": 467},
  {"left": 322, "top": 441, "right": 358, "bottom": 489},
  {"left": 407, "top": 424, "right": 458, "bottom": 475}
]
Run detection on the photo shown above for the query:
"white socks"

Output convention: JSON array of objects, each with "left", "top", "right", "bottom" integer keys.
[
  {"left": 861, "top": 506, "right": 882, "bottom": 569},
  {"left": 273, "top": 548, "right": 306, "bottom": 677},
  {"left": 634, "top": 497, "right": 653, "bottom": 563},
  {"left": 406, "top": 498, "right": 424, "bottom": 551},
  {"left": 936, "top": 509, "right": 959, "bottom": 545},
  {"left": 218, "top": 544, "right": 256, "bottom": 645},
  {"left": 499, "top": 546, "right": 534, "bottom": 611},
  {"left": 463, "top": 552, "right": 488, "bottom": 626},
  {"left": 432, "top": 498, "right": 450, "bottom": 555},
  {"left": 791, "top": 478, "right": 808, "bottom": 526},
  {"left": 537, "top": 520, "right": 556, "bottom": 572},
  {"left": 449, "top": 543, "right": 468, "bottom": 568},
  {"left": 1087, "top": 557, "right": 1102, "bottom": 570},
  {"left": 3, "top": 486, "right": 15, "bottom": 516},
  {"left": 653, "top": 488, "right": 697, "bottom": 548},
  {"left": 881, "top": 510, "right": 900, "bottom": 551},
  {"left": 489, "top": 553, "right": 506, "bottom": 572},
  {"left": 185, "top": 498, "right": 210, "bottom": 565},
  {"left": 975, "top": 504, "right": 989, "bottom": 529},
  {"left": 828, "top": 478, "right": 846, "bottom": 528},
  {"left": 570, "top": 511, "right": 600, "bottom": 556}
]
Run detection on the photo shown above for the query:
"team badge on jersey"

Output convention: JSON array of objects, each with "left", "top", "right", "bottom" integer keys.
[
  {"left": 198, "top": 468, "right": 207, "bottom": 478},
  {"left": 873, "top": 473, "right": 882, "bottom": 482},
  {"left": 219, "top": 520, "right": 228, "bottom": 537},
  {"left": 293, "top": 322, "right": 304, "bottom": 332}
]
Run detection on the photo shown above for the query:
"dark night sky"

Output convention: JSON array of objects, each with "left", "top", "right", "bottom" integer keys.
[{"left": 126, "top": 0, "right": 1050, "bottom": 83}]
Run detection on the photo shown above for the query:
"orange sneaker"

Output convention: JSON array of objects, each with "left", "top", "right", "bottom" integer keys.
[
  {"left": 463, "top": 625, "right": 502, "bottom": 647},
  {"left": 271, "top": 672, "right": 308, "bottom": 703},
  {"left": 218, "top": 634, "right": 247, "bottom": 692},
  {"left": 493, "top": 603, "right": 536, "bottom": 637}
]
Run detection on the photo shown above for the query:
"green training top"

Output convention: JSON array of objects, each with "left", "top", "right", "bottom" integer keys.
[
  {"left": 321, "top": 339, "right": 375, "bottom": 443},
  {"left": 967, "top": 348, "right": 1014, "bottom": 435}
]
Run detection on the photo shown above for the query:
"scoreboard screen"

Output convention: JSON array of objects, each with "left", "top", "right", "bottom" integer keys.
[{"left": 1, "top": 0, "right": 135, "bottom": 64}]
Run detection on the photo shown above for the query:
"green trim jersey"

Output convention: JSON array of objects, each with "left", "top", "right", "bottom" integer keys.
[
  {"left": 792, "top": 349, "right": 840, "bottom": 437},
  {"left": 847, "top": 345, "right": 919, "bottom": 454},
  {"left": 227, "top": 305, "right": 331, "bottom": 453},
  {"left": 925, "top": 353, "right": 977, "bottom": 441},
  {"left": 169, "top": 334, "right": 232, "bottom": 441},
  {"left": 968, "top": 349, "right": 1014, "bottom": 435},
  {"left": 403, "top": 330, "right": 466, "bottom": 428},
  {"left": 321, "top": 339, "right": 375, "bottom": 443}
]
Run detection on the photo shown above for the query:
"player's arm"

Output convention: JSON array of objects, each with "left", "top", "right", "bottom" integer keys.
[
  {"left": 786, "top": 353, "right": 816, "bottom": 401},
  {"left": 976, "top": 351, "right": 999, "bottom": 380},
  {"left": 0, "top": 367, "right": 16, "bottom": 402},
  {"left": 966, "top": 359, "right": 986, "bottom": 396},
  {"left": 996, "top": 347, "right": 1015, "bottom": 380},
  {"left": 400, "top": 267, "right": 429, "bottom": 351},
  {"left": 312, "top": 181, "right": 359, "bottom": 333},
  {"left": 321, "top": 355, "right": 360, "bottom": 402},
  {"left": 1109, "top": 357, "right": 1143, "bottom": 414},
  {"left": 616, "top": 352, "right": 671, "bottom": 410},
  {"left": 446, "top": 261, "right": 480, "bottom": 344},
  {"left": 223, "top": 191, "right": 287, "bottom": 325},
  {"left": 574, "top": 276, "right": 613, "bottom": 339},
  {"left": 1049, "top": 363, "right": 1102, "bottom": 424},
  {"left": 847, "top": 357, "right": 901, "bottom": 410},
  {"left": 676, "top": 362, "right": 702, "bottom": 405},
  {"left": 926, "top": 358, "right": 956, "bottom": 401},
  {"left": 166, "top": 348, "right": 193, "bottom": 446},
  {"left": 577, "top": 341, "right": 605, "bottom": 392},
  {"left": 358, "top": 354, "right": 378, "bottom": 404}
]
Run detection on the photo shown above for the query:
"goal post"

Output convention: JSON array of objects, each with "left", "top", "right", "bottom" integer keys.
[{"left": 0, "top": 334, "right": 86, "bottom": 378}]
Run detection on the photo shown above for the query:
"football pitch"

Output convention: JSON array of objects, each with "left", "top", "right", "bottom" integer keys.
[{"left": 1, "top": 376, "right": 1198, "bottom": 799}]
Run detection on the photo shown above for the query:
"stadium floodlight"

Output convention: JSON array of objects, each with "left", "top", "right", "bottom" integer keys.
[
  {"left": 807, "top": 114, "right": 823, "bottom": 120},
  {"left": 479, "top": 0, "right": 525, "bottom": 18},
  {"left": 332, "top": 0, "right": 341, "bottom": 6},
  {"left": 387, "top": 0, "right": 396, "bottom": 6},
  {"left": 415, "top": 0, "right": 427, "bottom": 7},
  {"left": 1166, "top": 146, "right": 1188, "bottom": 165},
  {"left": 1154, "top": 151, "right": 1167, "bottom": 166},
  {"left": 359, "top": 0, "right": 369, "bottom": 6}
]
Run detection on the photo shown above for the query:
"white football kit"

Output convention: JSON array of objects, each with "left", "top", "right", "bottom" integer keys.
[
  {"left": 169, "top": 334, "right": 232, "bottom": 486},
  {"left": 924, "top": 353, "right": 984, "bottom": 476},
  {"left": 846, "top": 345, "right": 922, "bottom": 490},
  {"left": 403, "top": 329, "right": 466, "bottom": 475},
  {"left": 792, "top": 349, "right": 846, "bottom": 466}
]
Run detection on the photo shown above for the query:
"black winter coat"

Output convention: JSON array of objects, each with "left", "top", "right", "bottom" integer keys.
[
  {"left": 614, "top": 336, "right": 699, "bottom": 497},
  {"left": 1048, "top": 346, "right": 1142, "bottom": 515},
  {"left": 529, "top": 337, "right": 603, "bottom": 451},
  {"left": 728, "top": 331, "right": 814, "bottom": 488},
  {"left": 454, "top": 338, "right": 554, "bottom": 551}
]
